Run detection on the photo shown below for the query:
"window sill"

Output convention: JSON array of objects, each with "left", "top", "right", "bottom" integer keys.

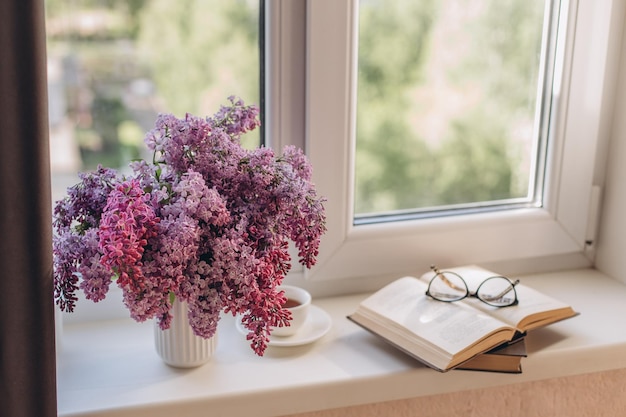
[{"left": 56, "top": 268, "right": 626, "bottom": 417}]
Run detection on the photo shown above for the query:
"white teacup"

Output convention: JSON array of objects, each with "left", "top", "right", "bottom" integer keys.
[{"left": 273, "top": 285, "right": 311, "bottom": 337}]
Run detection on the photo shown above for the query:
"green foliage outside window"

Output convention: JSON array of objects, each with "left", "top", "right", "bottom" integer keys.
[
  {"left": 47, "top": 0, "right": 545, "bottom": 216},
  {"left": 355, "top": 0, "right": 545, "bottom": 215},
  {"left": 46, "top": 0, "right": 260, "bottom": 173}
]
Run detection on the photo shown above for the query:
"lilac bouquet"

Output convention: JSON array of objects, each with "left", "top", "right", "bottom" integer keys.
[{"left": 53, "top": 97, "right": 326, "bottom": 355}]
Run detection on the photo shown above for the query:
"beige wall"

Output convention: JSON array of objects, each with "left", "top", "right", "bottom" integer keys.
[{"left": 286, "top": 368, "right": 626, "bottom": 417}]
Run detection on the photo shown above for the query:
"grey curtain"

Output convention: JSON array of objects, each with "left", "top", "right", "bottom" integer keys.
[{"left": 0, "top": 0, "right": 57, "bottom": 416}]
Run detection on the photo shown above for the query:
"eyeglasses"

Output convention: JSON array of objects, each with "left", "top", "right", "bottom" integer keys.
[{"left": 425, "top": 265, "right": 519, "bottom": 307}]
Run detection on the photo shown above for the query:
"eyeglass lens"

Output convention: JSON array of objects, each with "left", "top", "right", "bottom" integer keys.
[
  {"left": 427, "top": 268, "right": 518, "bottom": 307},
  {"left": 427, "top": 271, "right": 467, "bottom": 302},
  {"left": 476, "top": 276, "right": 518, "bottom": 307}
]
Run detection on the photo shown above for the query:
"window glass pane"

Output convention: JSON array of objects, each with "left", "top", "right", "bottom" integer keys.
[
  {"left": 46, "top": 0, "right": 261, "bottom": 201},
  {"left": 355, "top": 0, "right": 548, "bottom": 220}
]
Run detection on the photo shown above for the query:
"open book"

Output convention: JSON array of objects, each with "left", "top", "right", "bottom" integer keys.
[{"left": 347, "top": 265, "right": 577, "bottom": 372}]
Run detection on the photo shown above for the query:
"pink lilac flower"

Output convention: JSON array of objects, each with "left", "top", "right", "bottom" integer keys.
[{"left": 98, "top": 179, "right": 159, "bottom": 293}]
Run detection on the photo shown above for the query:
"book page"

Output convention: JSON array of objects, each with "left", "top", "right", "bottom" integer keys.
[
  {"left": 419, "top": 265, "right": 574, "bottom": 330},
  {"left": 358, "top": 277, "right": 512, "bottom": 356}
]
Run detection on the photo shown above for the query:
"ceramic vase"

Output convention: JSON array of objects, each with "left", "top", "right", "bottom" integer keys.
[{"left": 154, "top": 298, "right": 217, "bottom": 368}]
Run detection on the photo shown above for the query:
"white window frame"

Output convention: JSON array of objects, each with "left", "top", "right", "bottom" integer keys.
[
  {"left": 292, "top": 0, "right": 622, "bottom": 282},
  {"left": 61, "top": 0, "right": 622, "bottom": 324}
]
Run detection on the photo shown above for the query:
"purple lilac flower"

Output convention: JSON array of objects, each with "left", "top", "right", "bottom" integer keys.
[
  {"left": 52, "top": 97, "right": 326, "bottom": 356},
  {"left": 145, "top": 213, "right": 201, "bottom": 329},
  {"left": 78, "top": 229, "right": 112, "bottom": 302},
  {"left": 52, "top": 166, "right": 121, "bottom": 311}
]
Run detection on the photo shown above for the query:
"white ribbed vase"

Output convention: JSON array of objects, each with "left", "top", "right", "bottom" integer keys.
[{"left": 154, "top": 299, "right": 217, "bottom": 368}]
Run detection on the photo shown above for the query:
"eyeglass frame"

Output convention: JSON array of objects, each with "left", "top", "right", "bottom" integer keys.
[{"left": 425, "top": 265, "right": 520, "bottom": 307}]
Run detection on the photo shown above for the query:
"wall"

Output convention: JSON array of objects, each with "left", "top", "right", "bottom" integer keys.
[{"left": 285, "top": 368, "right": 626, "bottom": 417}]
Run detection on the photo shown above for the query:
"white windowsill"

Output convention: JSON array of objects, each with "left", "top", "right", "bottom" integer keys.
[{"left": 56, "top": 268, "right": 626, "bottom": 417}]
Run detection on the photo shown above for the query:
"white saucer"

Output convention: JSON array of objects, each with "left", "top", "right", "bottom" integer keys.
[{"left": 236, "top": 304, "right": 332, "bottom": 347}]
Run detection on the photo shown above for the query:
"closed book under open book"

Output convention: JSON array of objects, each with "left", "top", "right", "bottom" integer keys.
[{"left": 456, "top": 337, "right": 527, "bottom": 373}]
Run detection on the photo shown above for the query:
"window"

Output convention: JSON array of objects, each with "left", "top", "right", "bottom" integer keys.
[
  {"left": 46, "top": 0, "right": 264, "bottom": 321},
  {"left": 303, "top": 0, "right": 615, "bottom": 282},
  {"left": 46, "top": 0, "right": 262, "bottom": 203},
  {"left": 47, "top": 0, "right": 620, "bottom": 308},
  {"left": 354, "top": 0, "right": 550, "bottom": 221}
]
